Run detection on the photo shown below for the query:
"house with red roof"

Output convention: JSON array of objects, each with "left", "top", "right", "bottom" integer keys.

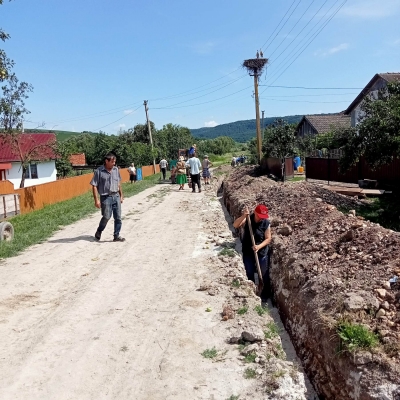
[{"left": 0, "top": 133, "right": 57, "bottom": 189}]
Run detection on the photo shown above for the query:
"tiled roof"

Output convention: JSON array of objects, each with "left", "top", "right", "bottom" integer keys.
[
  {"left": 345, "top": 72, "right": 400, "bottom": 114},
  {"left": 0, "top": 133, "right": 56, "bottom": 162},
  {"left": 69, "top": 153, "right": 86, "bottom": 166},
  {"left": 299, "top": 114, "right": 351, "bottom": 134}
]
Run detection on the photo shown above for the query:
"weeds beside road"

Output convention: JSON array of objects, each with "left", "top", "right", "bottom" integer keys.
[{"left": 0, "top": 173, "right": 161, "bottom": 259}]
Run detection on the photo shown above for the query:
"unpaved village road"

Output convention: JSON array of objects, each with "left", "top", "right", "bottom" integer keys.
[{"left": 0, "top": 183, "right": 263, "bottom": 400}]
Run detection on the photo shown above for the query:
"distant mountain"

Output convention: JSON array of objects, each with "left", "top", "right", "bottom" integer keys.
[
  {"left": 24, "top": 129, "right": 97, "bottom": 142},
  {"left": 190, "top": 115, "right": 303, "bottom": 143}
]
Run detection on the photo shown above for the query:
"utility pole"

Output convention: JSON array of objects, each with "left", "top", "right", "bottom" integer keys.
[
  {"left": 143, "top": 100, "right": 156, "bottom": 174},
  {"left": 261, "top": 110, "right": 265, "bottom": 140},
  {"left": 243, "top": 54, "right": 268, "bottom": 164}
]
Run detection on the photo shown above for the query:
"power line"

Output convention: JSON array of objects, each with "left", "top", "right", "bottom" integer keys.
[
  {"left": 267, "top": 0, "right": 330, "bottom": 67},
  {"left": 261, "top": 0, "right": 347, "bottom": 95},
  {"left": 260, "top": 85, "right": 362, "bottom": 90},
  {"left": 260, "top": 0, "right": 299, "bottom": 50},
  {"left": 152, "top": 85, "right": 253, "bottom": 110},
  {"left": 268, "top": 0, "right": 315, "bottom": 59},
  {"left": 93, "top": 104, "right": 143, "bottom": 132},
  {"left": 259, "top": 97, "right": 350, "bottom": 103}
]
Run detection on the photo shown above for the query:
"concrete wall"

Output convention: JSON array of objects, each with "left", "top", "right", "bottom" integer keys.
[{"left": 4, "top": 161, "right": 57, "bottom": 189}]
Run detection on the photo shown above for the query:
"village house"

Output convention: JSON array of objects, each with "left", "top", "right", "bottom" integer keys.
[
  {"left": 345, "top": 72, "right": 400, "bottom": 127},
  {"left": 295, "top": 113, "right": 351, "bottom": 137},
  {"left": 0, "top": 133, "right": 57, "bottom": 189}
]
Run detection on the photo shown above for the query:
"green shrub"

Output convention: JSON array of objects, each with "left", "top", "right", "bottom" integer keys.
[{"left": 337, "top": 321, "right": 379, "bottom": 353}]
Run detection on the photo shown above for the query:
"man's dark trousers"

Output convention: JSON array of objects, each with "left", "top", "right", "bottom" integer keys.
[{"left": 190, "top": 173, "right": 201, "bottom": 192}]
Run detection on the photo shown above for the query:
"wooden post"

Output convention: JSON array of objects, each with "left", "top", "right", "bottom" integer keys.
[
  {"left": 143, "top": 100, "right": 157, "bottom": 174},
  {"left": 254, "top": 73, "right": 262, "bottom": 163}
]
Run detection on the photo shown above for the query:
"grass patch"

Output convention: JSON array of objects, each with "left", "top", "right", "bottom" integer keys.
[
  {"left": 337, "top": 321, "right": 379, "bottom": 353},
  {"left": 254, "top": 305, "right": 267, "bottom": 316},
  {"left": 231, "top": 279, "right": 241, "bottom": 288},
  {"left": 264, "top": 321, "right": 280, "bottom": 339},
  {"left": 288, "top": 176, "right": 305, "bottom": 182},
  {"left": 201, "top": 347, "right": 218, "bottom": 359},
  {"left": 237, "top": 306, "right": 248, "bottom": 315},
  {"left": 339, "top": 192, "right": 400, "bottom": 232},
  {"left": 218, "top": 248, "right": 236, "bottom": 257},
  {"left": 244, "top": 352, "right": 257, "bottom": 363},
  {"left": 0, "top": 173, "right": 162, "bottom": 258},
  {"left": 243, "top": 367, "right": 257, "bottom": 379},
  {"left": 226, "top": 396, "right": 240, "bottom": 400}
]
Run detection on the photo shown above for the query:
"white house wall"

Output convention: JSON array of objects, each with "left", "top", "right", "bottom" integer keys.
[{"left": 4, "top": 161, "right": 57, "bottom": 189}]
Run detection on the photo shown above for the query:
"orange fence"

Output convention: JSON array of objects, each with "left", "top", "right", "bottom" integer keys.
[{"left": 2, "top": 164, "right": 160, "bottom": 214}]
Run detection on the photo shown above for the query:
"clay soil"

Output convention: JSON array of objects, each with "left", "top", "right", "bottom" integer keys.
[{"left": 224, "top": 166, "right": 400, "bottom": 400}]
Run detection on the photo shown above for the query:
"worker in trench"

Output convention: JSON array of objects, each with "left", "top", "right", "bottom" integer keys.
[{"left": 233, "top": 204, "right": 272, "bottom": 301}]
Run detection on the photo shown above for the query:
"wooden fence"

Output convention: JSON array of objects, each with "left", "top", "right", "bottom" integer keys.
[
  {"left": 305, "top": 156, "right": 400, "bottom": 186},
  {"left": 1, "top": 164, "right": 160, "bottom": 214},
  {"left": 260, "top": 157, "right": 294, "bottom": 180}
]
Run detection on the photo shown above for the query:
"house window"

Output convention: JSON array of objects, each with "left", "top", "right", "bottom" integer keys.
[
  {"left": 24, "top": 167, "right": 30, "bottom": 179},
  {"left": 30, "top": 164, "right": 38, "bottom": 179}
]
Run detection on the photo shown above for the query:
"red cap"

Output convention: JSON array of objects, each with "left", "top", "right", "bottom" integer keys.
[{"left": 254, "top": 204, "right": 269, "bottom": 219}]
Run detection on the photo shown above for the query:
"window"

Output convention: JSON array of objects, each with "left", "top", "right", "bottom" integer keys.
[{"left": 30, "top": 164, "right": 38, "bottom": 179}]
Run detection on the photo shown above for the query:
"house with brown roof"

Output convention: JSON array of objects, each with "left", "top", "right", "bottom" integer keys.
[
  {"left": 0, "top": 133, "right": 57, "bottom": 189},
  {"left": 345, "top": 72, "right": 400, "bottom": 127},
  {"left": 295, "top": 113, "right": 351, "bottom": 137}
]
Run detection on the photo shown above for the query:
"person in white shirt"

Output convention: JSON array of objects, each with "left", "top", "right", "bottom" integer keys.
[
  {"left": 128, "top": 163, "right": 136, "bottom": 184},
  {"left": 159, "top": 158, "right": 168, "bottom": 180},
  {"left": 186, "top": 154, "right": 202, "bottom": 193}
]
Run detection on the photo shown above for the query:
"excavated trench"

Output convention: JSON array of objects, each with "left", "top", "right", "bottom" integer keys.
[{"left": 221, "top": 166, "right": 400, "bottom": 400}]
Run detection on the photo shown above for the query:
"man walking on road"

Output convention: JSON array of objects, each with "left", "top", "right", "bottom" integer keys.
[
  {"left": 91, "top": 153, "right": 125, "bottom": 242},
  {"left": 159, "top": 157, "right": 168, "bottom": 180},
  {"left": 186, "top": 154, "right": 202, "bottom": 193}
]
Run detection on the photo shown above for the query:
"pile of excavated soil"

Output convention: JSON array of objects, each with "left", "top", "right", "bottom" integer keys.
[{"left": 223, "top": 166, "right": 400, "bottom": 400}]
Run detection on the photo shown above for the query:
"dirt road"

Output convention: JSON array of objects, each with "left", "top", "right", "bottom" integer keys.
[{"left": 0, "top": 183, "right": 259, "bottom": 399}]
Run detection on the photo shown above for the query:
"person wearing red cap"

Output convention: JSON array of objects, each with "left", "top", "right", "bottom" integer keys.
[{"left": 233, "top": 204, "right": 272, "bottom": 300}]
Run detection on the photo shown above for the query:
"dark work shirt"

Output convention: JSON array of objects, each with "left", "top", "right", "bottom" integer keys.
[
  {"left": 241, "top": 214, "right": 270, "bottom": 257},
  {"left": 90, "top": 165, "right": 121, "bottom": 195}
]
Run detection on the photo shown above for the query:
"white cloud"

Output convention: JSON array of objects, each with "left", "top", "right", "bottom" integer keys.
[
  {"left": 204, "top": 120, "right": 218, "bottom": 127},
  {"left": 124, "top": 109, "right": 134, "bottom": 115},
  {"left": 118, "top": 124, "right": 126, "bottom": 129},
  {"left": 340, "top": 0, "right": 400, "bottom": 18},
  {"left": 315, "top": 43, "right": 349, "bottom": 57}
]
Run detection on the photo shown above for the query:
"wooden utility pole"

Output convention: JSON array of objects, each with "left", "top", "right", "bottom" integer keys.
[
  {"left": 143, "top": 100, "right": 156, "bottom": 174},
  {"left": 243, "top": 55, "right": 268, "bottom": 164},
  {"left": 261, "top": 110, "right": 265, "bottom": 139},
  {"left": 253, "top": 75, "right": 262, "bottom": 163}
]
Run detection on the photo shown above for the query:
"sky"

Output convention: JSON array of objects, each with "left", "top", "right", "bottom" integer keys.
[{"left": 1, "top": 0, "right": 400, "bottom": 135}]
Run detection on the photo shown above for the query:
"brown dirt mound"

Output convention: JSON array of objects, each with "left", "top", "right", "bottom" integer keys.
[{"left": 223, "top": 166, "right": 400, "bottom": 400}]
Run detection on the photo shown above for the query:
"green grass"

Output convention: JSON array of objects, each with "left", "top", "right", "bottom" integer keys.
[
  {"left": 243, "top": 367, "right": 257, "bottom": 379},
  {"left": 201, "top": 347, "right": 218, "bottom": 359},
  {"left": 237, "top": 306, "right": 248, "bottom": 315},
  {"left": 244, "top": 352, "right": 257, "bottom": 363},
  {"left": 337, "top": 321, "right": 379, "bottom": 353},
  {"left": 231, "top": 279, "right": 241, "bottom": 288},
  {"left": 254, "top": 305, "right": 268, "bottom": 316},
  {"left": 0, "top": 173, "right": 162, "bottom": 259},
  {"left": 339, "top": 192, "right": 400, "bottom": 232},
  {"left": 288, "top": 176, "right": 305, "bottom": 182},
  {"left": 218, "top": 248, "right": 236, "bottom": 257},
  {"left": 264, "top": 321, "right": 280, "bottom": 339}
]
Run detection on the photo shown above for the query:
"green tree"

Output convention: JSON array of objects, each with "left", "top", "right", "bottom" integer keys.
[
  {"left": 339, "top": 81, "right": 400, "bottom": 171},
  {"left": 262, "top": 119, "right": 296, "bottom": 159},
  {"left": 155, "top": 123, "right": 194, "bottom": 160}
]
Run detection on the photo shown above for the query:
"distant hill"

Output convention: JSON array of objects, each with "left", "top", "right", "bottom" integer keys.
[
  {"left": 24, "top": 129, "right": 97, "bottom": 142},
  {"left": 190, "top": 115, "right": 303, "bottom": 143}
]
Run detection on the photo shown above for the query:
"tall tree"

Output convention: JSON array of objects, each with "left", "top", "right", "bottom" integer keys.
[
  {"left": 262, "top": 119, "right": 296, "bottom": 159},
  {"left": 339, "top": 81, "right": 400, "bottom": 171}
]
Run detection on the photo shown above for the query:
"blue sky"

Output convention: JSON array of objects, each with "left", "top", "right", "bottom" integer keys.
[{"left": 2, "top": 0, "right": 399, "bottom": 134}]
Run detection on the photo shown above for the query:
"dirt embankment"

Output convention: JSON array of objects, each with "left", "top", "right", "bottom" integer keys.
[{"left": 223, "top": 166, "right": 400, "bottom": 400}]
